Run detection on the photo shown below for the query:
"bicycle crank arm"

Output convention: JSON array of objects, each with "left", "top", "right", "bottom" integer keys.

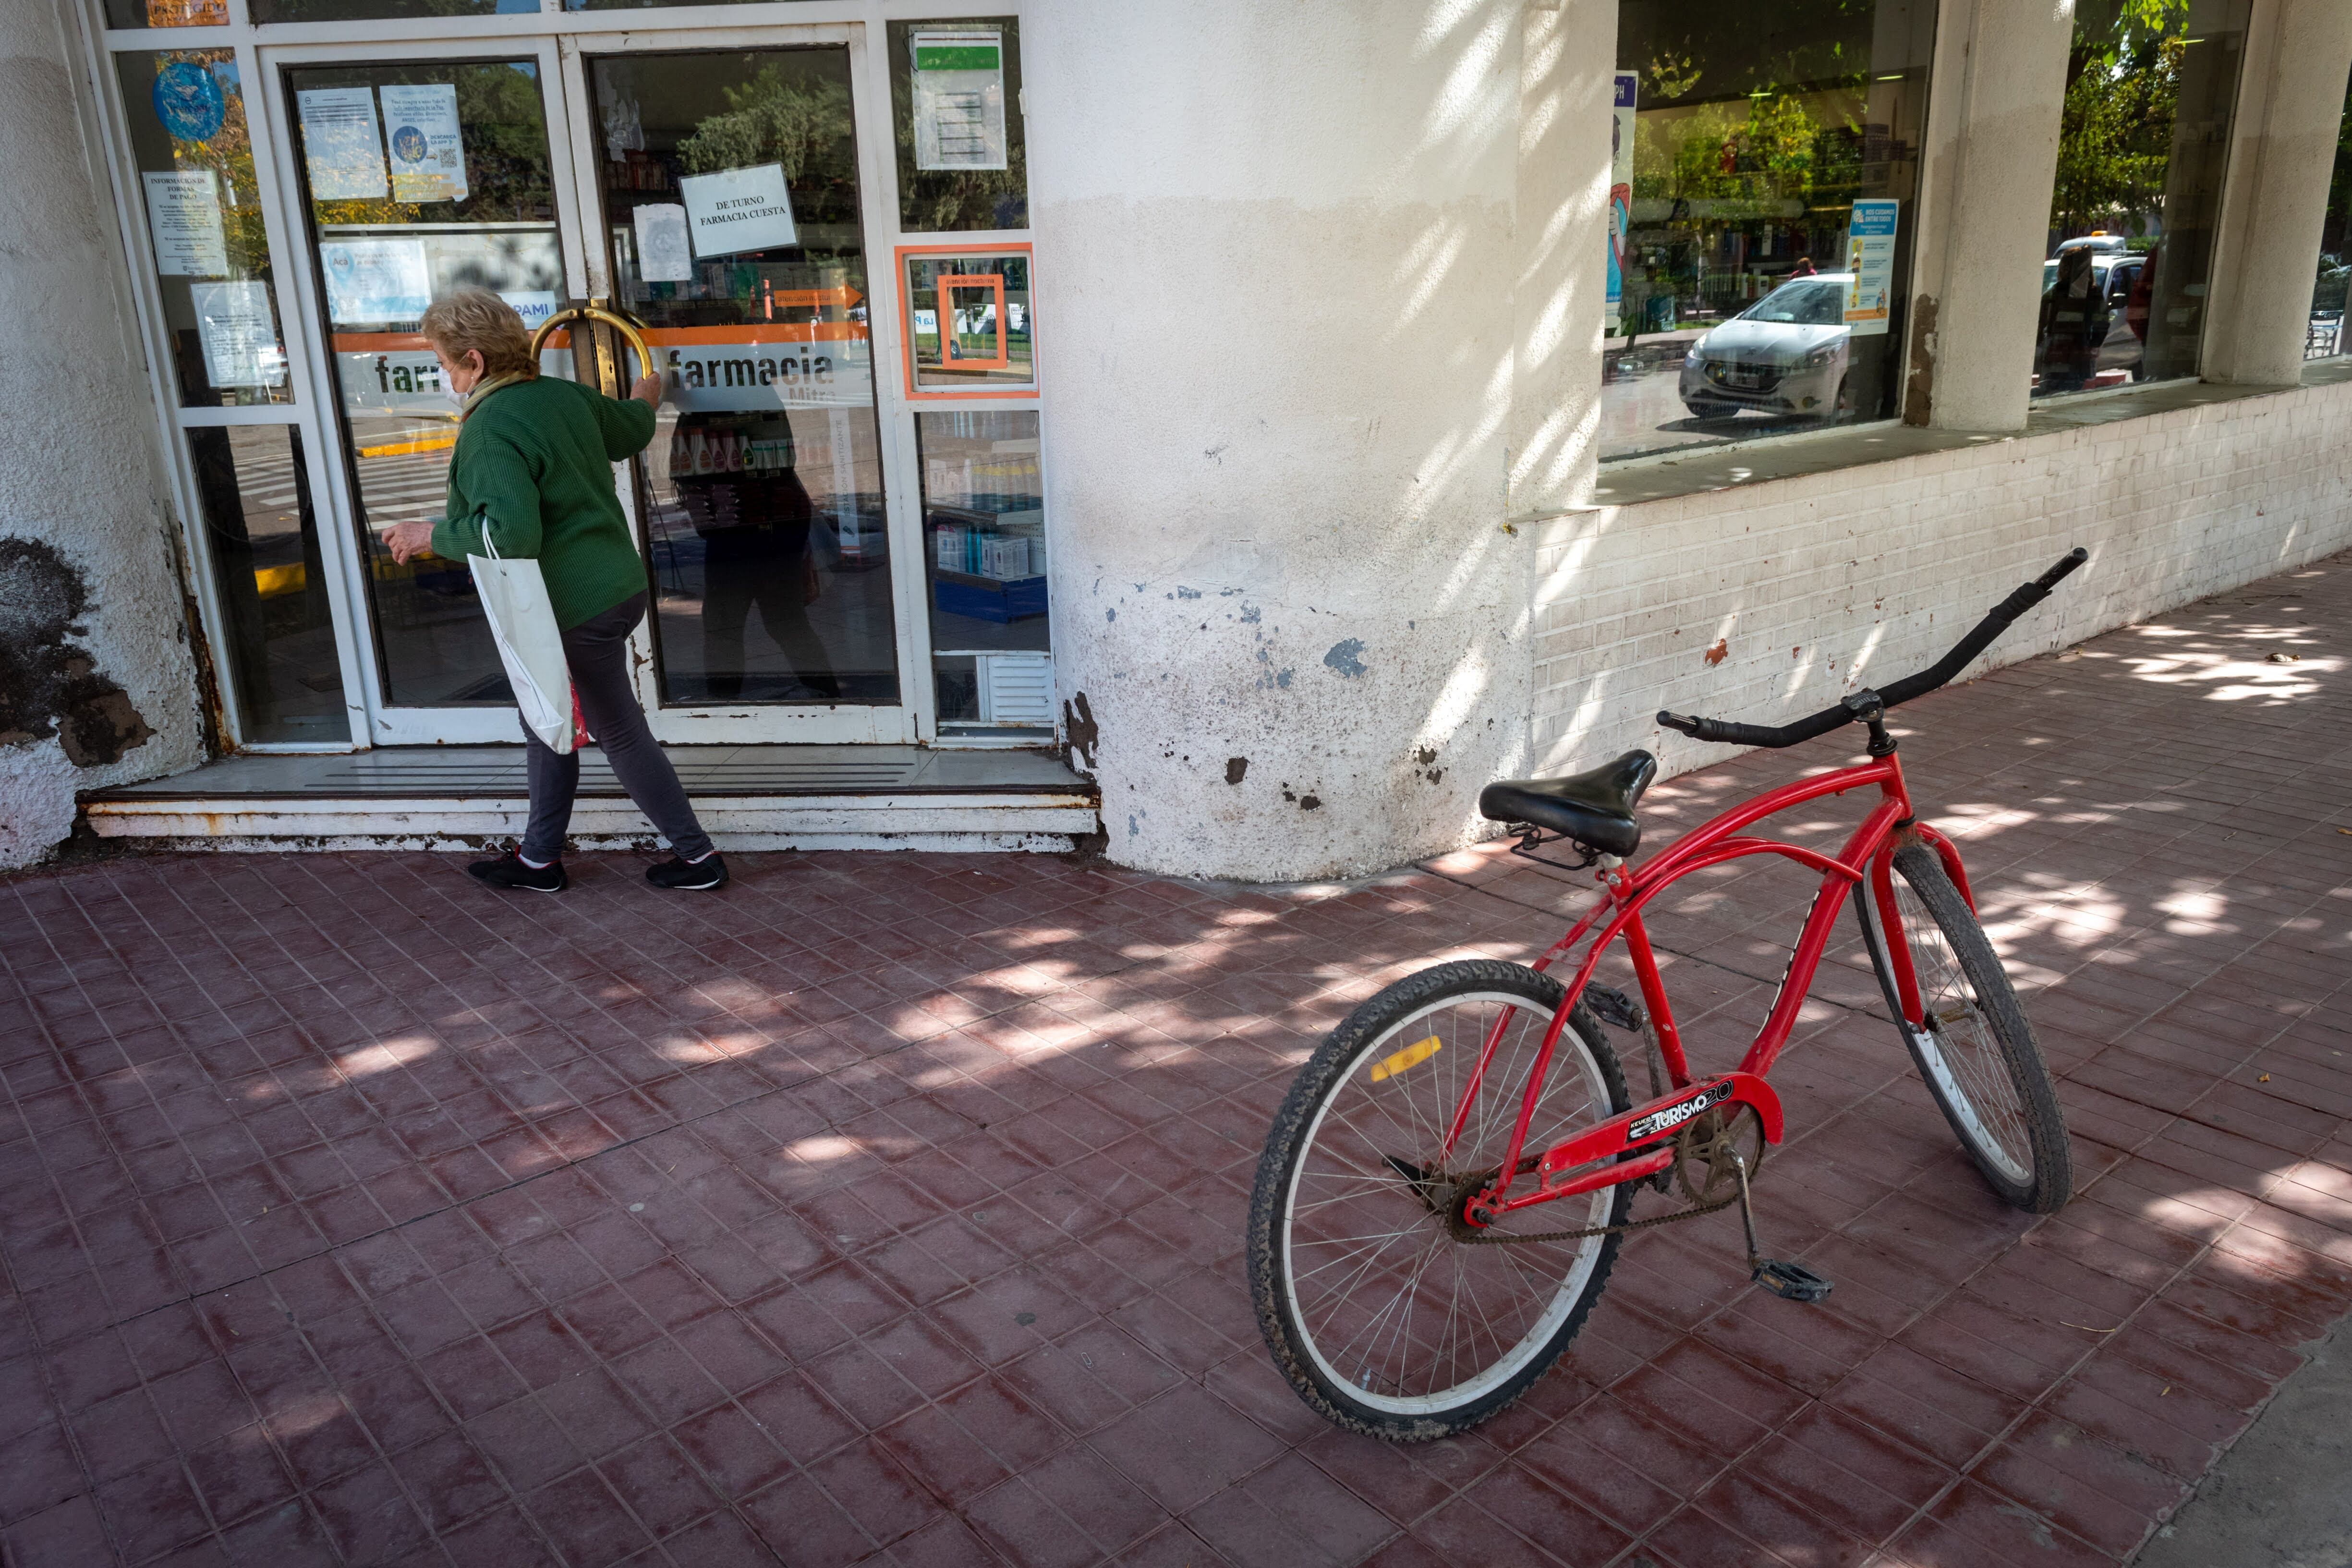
[{"left": 1731, "top": 1149, "right": 1833, "bottom": 1304}]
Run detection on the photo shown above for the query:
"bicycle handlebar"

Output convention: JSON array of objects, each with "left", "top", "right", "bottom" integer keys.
[{"left": 1658, "top": 547, "right": 2087, "bottom": 750}]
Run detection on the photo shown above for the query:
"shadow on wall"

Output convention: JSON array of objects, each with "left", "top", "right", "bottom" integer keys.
[{"left": 0, "top": 537, "right": 152, "bottom": 767}]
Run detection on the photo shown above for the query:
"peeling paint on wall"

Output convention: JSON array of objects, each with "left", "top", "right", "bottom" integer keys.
[
  {"left": 1322, "top": 639, "right": 1368, "bottom": 678},
  {"left": 0, "top": 539, "right": 152, "bottom": 766},
  {"left": 1061, "top": 691, "right": 1099, "bottom": 770},
  {"left": 1902, "top": 294, "right": 1938, "bottom": 426}
]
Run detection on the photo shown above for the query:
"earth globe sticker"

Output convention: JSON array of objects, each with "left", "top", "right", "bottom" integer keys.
[
  {"left": 153, "top": 61, "right": 226, "bottom": 145},
  {"left": 392, "top": 124, "right": 428, "bottom": 165}
]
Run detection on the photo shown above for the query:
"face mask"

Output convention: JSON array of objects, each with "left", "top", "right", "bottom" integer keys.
[{"left": 444, "top": 380, "right": 470, "bottom": 408}]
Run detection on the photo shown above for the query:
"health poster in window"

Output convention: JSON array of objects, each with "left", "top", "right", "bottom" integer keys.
[
  {"left": 142, "top": 169, "right": 228, "bottom": 278},
  {"left": 191, "top": 281, "right": 285, "bottom": 389},
  {"left": 320, "top": 238, "right": 430, "bottom": 325},
  {"left": 1844, "top": 200, "right": 1899, "bottom": 337},
  {"left": 678, "top": 165, "right": 797, "bottom": 258},
  {"left": 910, "top": 30, "right": 1008, "bottom": 171},
  {"left": 380, "top": 84, "right": 468, "bottom": 205},
  {"left": 1607, "top": 72, "right": 1636, "bottom": 329},
  {"left": 297, "top": 86, "right": 387, "bottom": 201}
]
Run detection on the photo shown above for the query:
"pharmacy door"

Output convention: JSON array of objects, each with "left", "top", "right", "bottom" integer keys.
[{"left": 269, "top": 32, "right": 918, "bottom": 747}]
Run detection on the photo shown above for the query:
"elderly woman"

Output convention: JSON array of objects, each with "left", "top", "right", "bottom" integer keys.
[{"left": 382, "top": 288, "right": 724, "bottom": 893}]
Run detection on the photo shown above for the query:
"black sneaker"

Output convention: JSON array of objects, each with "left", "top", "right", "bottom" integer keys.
[
  {"left": 647, "top": 852, "right": 727, "bottom": 890},
  {"left": 467, "top": 851, "right": 567, "bottom": 892}
]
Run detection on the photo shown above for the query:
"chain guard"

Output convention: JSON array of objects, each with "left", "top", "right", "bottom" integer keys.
[{"left": 1673, "top": 1104, "right": 1766, "bottom": 1205}]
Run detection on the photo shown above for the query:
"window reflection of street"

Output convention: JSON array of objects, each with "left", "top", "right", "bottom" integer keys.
[{"left": 189, "top": 425, "right": 347, "bottom": 741}]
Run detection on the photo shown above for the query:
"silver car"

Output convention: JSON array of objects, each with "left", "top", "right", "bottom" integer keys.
[{"left": 1678, "top": 274, "right": 1853, "bottom": 420}]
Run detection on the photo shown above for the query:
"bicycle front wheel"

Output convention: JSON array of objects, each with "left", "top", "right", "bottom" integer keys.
[
  {"left": 1246, "top": 960, "right": 1630, "bottom": 1442},
  {"left": 1864, "top": 843, "right": 2072, "bottom": 1213}
]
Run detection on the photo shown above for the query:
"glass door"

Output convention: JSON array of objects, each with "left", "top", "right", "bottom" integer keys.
[
  {"left": 563, "top": 39, "right": 909, "bottom": 743},
  {"left": 274, "top": 40, "right": 585, "bottom": 745},
  {"left": 270, "top": 30, "right": 915, "bottom": 747}
]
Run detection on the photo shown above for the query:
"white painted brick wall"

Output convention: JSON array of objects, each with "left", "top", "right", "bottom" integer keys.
[{"left": 1531, "top": 381, "right": 2352, "bottom": 783}]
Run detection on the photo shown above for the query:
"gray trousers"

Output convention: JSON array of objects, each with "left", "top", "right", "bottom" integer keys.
[{"left": 520, "top": 593, "right": 714, "bottom": 863}]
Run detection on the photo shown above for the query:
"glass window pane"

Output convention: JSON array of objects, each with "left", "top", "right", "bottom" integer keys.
[
  {"left": 187, "top": 426, "right": 349, "bottom": 743},
  {"left": 917, "top": 412, "right": 1049, "bottom": 732},
  {"left": 104, "top": 0, "right": 227, "bottom": 26},
  {"left": 2039, "top": 0, "right": 2249, "bottom": 397},
  {"left": 116, "top": 52, "right": 292, "bottom": 408},
  {"left": 900, "top": 250, "right": 1034, "bottom": 392},
  {"left": 252, "top": 0, "right": 536, "bottom": 22},
  {"left": 2306, "top": 62, "right": 2352, "bottom": 360},
  {"left": 287, "top": 59, "right": 564, "bottom": 707},
  {"left": 1603, "top": 1, "right": 1935, "bottom": 462},
  {"left": 887, "top": 20, "right": 1027, "bottom": 232},
  {"left": 594, "top": 49, "right": 899, "bottom": 706}
]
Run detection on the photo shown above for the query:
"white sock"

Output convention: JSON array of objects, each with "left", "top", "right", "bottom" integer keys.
[
  {"left": 518, "top": 852, "right": 554, "bottom": 869},
  {"left": 685, "top": 849, "right": 715, "bottom": 864}
]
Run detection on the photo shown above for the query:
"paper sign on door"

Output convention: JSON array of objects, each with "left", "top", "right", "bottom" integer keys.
[
  {"left": 321, "top": 238, "right": 430, "bottom": 324},
  {"left": 380, "top": 84, "right": 468, "bottom": 205},
  {"left": 297, "top": 86, "right": 387, "bottom": 200},
  {"left": 191, "top": 281, "right": 285, "bottom": 389},
  {"left": 909, "top": 30, "right": 1008, "bottom": 170},
  {"left": 633, "top": 203, "right": 693, "bottom": 283},
  {"left": 142, "top": 170, "right": 228, "bottom": 277},
  {"left": 1844, "top": 199, "right": 1899, "bottom": 337},
  {"left": 678, "top": 165, "right": 796, "bottom": 259}
]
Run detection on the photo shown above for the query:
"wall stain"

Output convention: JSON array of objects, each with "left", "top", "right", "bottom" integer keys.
[
  {"left": 1703, "top": 638, "right": 1729, "bottom": 666},
  {"left": 1062, "top": 691, "right": 1099, "bottom": 769},
  {"left": 1903, "top": 293, "right": 1938, "bottom": 426},
  {"left": 1323, "top": 638, "right": 1367, "bottom": 677},
  {"left": 0, "top": 539, "right": 152, "bottom": 766},
  {"left": 1224, "top": 757, "right": 1249, "bottom": 785}
]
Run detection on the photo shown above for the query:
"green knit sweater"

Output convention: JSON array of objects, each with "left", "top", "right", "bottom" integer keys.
[{"left": 429, "top": 376, "right": 655, "bottom": 630}]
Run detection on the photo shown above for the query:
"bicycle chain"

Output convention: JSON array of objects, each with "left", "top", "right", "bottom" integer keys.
[{"left": 1458, "top": 1188, "right": 1739, "bottom": 1245}]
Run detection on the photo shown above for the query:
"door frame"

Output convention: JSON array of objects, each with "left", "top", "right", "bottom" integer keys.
[
  {"left": 252, "top": 17, "right": 932, "bottom": 747},
  {"left": 550, "top": 23, "right": 928, "bottom": 745}
]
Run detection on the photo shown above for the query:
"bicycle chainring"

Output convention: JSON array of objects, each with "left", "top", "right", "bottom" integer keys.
[{"left": 1673, "top": 1104, "right": 1766, "bottom": 1205}]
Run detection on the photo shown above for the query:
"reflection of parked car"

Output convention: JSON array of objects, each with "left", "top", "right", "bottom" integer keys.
[{"left": 1679, "top": 274, "right": 1852, "bottom": 420}]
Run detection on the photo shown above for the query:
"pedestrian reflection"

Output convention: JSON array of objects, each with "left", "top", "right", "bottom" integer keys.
[{"left": 670, "top": 411, "right": 838, "bottom": 702}]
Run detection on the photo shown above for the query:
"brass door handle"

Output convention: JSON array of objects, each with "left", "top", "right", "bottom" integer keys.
[{"left": 530, "top": 304, "right": 655, "bottom": 383}]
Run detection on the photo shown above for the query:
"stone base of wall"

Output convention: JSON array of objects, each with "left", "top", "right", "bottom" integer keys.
[{"left": 1533, "top": 380, "right": 2352, "bottom": 784}]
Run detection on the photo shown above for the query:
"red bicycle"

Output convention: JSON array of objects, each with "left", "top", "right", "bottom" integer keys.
[{"left": 1248, "top": 550, "right": 2088, "bottom": 1440}]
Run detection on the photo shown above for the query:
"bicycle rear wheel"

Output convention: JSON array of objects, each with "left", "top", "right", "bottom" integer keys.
[
  {"left": 1246, "top": 960, "right": 1630, "bottom": 1441},
  {"left": 1862, "top": 843, "right": 2072, "bottom": 1213}
]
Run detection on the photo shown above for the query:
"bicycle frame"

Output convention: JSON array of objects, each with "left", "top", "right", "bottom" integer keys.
[{"left": 1454, "top": 746, "right": 1975, "bottom": 1226}]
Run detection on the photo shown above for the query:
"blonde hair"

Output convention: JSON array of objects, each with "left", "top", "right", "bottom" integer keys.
[{"left": 419, "top": 287, "right": 538, "bottom": 379}]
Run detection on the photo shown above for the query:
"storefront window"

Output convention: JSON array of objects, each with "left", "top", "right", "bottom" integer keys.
[
  {"left": 104, "top": 0, "right": 227, "bottom": 25},
  {"left": 1601, "top": 1, "right": 1934, "bottom": 462},
  {"left": 286, "top": 58, "right": 562, "bottom": 707},
  {"left": 887, "top": 21, "right": 1027, "bottom": 232},
  {"left": 249, "top": 0, "right": 534, "bottom": 21},
  {"left": 917, "top": 412, "right": 1049, "bottom": 732},
  {"left": 188, "top": 427, "right": 348, "bottom": 742},
  {"left": 2306, "top": 62, "right": 2352, "bottom": 360},
  {"left": 2036, "top": 0, "right": 2248, "bottom": 396},
  {"left": 116, "top": 52, "right": 291, "bottom": 408}
]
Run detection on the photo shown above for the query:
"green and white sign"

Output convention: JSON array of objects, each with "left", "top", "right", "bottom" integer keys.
[{"left": 910, "top": 29, "right": 1007, "bottom": 172}]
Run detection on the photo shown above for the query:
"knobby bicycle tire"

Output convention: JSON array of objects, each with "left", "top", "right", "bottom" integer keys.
[
  {"left": 1246, "top": 960, "right": 1631, "bottom": 1441},
  {"left": 1861, "top": 843, "right": 2073, "bottom": 1213}
]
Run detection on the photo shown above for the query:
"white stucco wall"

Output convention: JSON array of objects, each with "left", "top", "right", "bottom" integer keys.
[
  {"left": 1028, "top": 0, "right": 1620, "bottom": 881},
  {"left": 1532, "top": 379, "right": 2352, "bottom": 783},
  {"left": 0, "top": 0, "right": 205, "bottom": 869}
]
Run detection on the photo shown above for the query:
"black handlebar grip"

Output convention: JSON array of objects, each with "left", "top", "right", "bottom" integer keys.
[{"left": 2035, "top": 547, "right": 2089, "bottom": 590}]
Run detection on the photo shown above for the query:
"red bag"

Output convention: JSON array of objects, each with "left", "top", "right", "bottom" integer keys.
[{"left": 570, "top": 691, "right": 594, "bottom": 750}]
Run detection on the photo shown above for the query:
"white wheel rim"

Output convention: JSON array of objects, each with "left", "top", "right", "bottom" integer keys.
[
  {"left": 1278, "top": 992, "right": 1616, "bottom": 1415},
  {"left": 1890, "top": 878, "right": 2035, "bottom": 1184}
]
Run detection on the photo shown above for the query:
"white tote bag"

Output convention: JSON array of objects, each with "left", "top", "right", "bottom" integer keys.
[{"left": 466, "top": 512, "right": 575, "bottom": 754}]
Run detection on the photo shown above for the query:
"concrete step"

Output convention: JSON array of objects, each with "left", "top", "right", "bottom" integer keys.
[{"left": 80, "top": 743, "right": 1100, "bottom": 852}]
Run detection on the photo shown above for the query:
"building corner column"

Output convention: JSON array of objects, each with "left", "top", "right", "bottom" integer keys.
[
  {"left": 1904, "top": 0, "right": 2074, "bottom": 432},
  {"left": 2200, "top": 0, "right": 2352, "bottom": 386},
  {"left": 0, "top": 0, "right": 207, "bottom": 870}
]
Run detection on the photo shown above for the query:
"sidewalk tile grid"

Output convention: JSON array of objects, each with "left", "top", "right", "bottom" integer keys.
[{"left": 1, "top": 553, "right": 2347, "bottom": 1568}]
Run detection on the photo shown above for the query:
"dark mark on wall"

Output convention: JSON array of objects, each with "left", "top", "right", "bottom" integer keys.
[
  {"left": 1298, "top": 794, "right": 1321, "bottom": 811},
  {"left": 1225, "top": 757, "right": 1248, "bottom": 785},
  {"left": 1323, "top": 638, "right": 1367, "bottom": 677},
  {"left": 0, "top": 538, "right": 152, "bottom": 766},
  {"left": 1062, "top": 691, "right": 1099, "bottom": 769},
  {"left": 1903, "top": 293, "right": 1937, "bottom": 426}
]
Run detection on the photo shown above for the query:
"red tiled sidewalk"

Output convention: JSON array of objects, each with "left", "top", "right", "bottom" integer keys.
[{"left": 2, "top": 556, "right": 2347, "bottom": 1568}]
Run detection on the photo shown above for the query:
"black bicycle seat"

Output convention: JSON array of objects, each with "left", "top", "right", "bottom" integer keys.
[{"left": 1478, "top": 750, "right": 1658, "bottom": 858}]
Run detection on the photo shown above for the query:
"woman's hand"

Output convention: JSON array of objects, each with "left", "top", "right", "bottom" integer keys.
[
  {"left": 631, "top": 373, "right": 664, "bottom": 408},
  {"left": 383, "top": 520, "right": 436, "bottom": 564}
]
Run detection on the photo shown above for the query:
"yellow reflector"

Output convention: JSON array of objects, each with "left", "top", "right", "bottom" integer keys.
[{"left": 1370, "top": 1035, "right": 1442, "bottom": 1082}]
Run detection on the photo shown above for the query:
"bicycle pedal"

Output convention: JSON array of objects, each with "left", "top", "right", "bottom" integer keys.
[{"left": 1751, "top": 1259, "right": 1833, "bottom": 1303}]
